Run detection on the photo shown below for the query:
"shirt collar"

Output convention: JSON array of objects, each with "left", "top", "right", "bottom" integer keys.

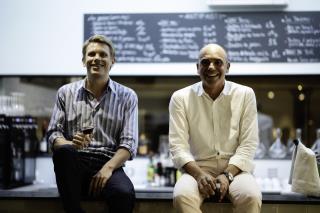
[
  {"left": 196, "top": 80, "right": 231, "bottom": 97},
  {"left": 80, "top": 77, "right": 116, "bottom": 95}
]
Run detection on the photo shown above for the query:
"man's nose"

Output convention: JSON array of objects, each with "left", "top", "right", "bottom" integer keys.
[
  {"left": 93, "top": 55, "right": 101, "bottom": 62},
  {"left": 208, "top": 61, "right": 216, "bottom": 69}
]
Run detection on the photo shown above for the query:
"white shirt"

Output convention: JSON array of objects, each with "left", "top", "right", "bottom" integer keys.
[{"left": 169, "top": 80, "right": 259, "bottom": 172}]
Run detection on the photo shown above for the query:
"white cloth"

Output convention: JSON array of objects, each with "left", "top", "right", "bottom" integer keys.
[
  {"left": 169, "top": 81, "right": 259, "bottom": 172},
  {"left": 289, "top": 141, "right": 320, "bottom": 197}
]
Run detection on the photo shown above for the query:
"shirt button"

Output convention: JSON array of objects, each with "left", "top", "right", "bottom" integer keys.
[{"left": 217, "top": 152, "right": 220, "bottom": 155}]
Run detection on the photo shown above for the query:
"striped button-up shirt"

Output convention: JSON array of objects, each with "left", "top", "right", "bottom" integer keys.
[{"left": 47, "top": 78, "right": 138, "bottom": 160}]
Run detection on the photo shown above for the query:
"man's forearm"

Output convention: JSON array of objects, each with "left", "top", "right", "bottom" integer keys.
[
  {"left": 183, "top": 161, "right": 205, "bottom": 179},
  {"left": 225, "top": 164, "right": 241, "bottom": 177},
  {"left": 53, "top": 137, "right": 73, "bottom": 150},
  {"left": 103, "top": 148, "right": 131, "bottom": 171}
]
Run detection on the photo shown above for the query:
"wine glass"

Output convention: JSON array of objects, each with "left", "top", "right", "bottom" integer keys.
[{"left": 81, "top": 113, "right": 95, "bottom": 147}]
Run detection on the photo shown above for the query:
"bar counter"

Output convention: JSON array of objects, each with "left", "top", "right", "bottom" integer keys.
[{"left": 1, "top": 184, "right": 320, "bottom": 213}]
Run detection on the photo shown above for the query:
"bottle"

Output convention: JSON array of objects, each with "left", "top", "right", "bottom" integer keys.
[
  {"left": 268, "top": 128, "right": 287, "bottom": 158},
  {"left": 311, "top": 129, "right": 320, "bottom": 154},
  {"left": 255, "top": 141, "right": 267, "bottom": 159},
  {"left": 158, "top": 134, "right": 169, "bottom": 157},
  {"left": 147, "top": 156, "right": 155, "bottom": 185},
  {"left": 138, "top": 133, "right": 149, "bottom": 156}
]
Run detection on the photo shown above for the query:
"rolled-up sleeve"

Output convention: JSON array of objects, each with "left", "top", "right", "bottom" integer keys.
[
  {"left": 169, "top": 92, "right": 195, "bottom": 169},
  {"left": 119, "top": 91, "right": 138, "bottom": 160},
  {"left": 46, "top": 87, "right": 66, "bottom": 149},
  {"left": 229, "top": 88, "right": 259, "bottom": 172}
]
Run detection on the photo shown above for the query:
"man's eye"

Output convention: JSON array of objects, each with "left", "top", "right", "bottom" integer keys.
[
  {"left": 214, "top": 60, "right": 223, "bottom": 67},
  {"left": 100, "top": 53, "right": 107, "bottom": 58},
  {"left": 88, "top": 52, "right": 95, "bottom": 57},
  {"left": 200, "top": 59, "right": 211, "bottom": 66}
]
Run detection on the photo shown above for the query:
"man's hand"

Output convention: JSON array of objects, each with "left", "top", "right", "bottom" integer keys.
[
  {"left": 88, "top": 148, "right": 131, "bottom": 197},
  {"left": 196, "top": 172, "right": 217, "bottom": 198},
  {"left": 182, "top": 161, "right": 218, "bottom": 198},
  {"left": 89, "top": 165, "right": 113, "bottom": 197},
  {"left": 72, "top": 132, "right": 91, "bottom": 149},
  {"left": 216, "top": 174, "right": 230, "bottom": 202}
]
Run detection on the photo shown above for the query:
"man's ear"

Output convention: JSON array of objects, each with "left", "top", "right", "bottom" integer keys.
[
  {"left": 82, "top": 57, "right": 86, "bottom": 67},
  {"left": 110, "top": 57, "right": 116, "bottom": 68},
  {"left": 226, "top": 62, "right": 230, "bottom": 73},
  {"left": 196, "top": 63, "right": 200, "bottom": 75}
]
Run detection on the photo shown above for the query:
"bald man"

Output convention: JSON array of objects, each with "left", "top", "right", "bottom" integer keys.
[{"left": 169, "top": 44, "right": 262, "bottom": 213}]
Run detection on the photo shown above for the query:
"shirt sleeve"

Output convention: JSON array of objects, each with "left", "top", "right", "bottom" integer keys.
[
  {"left": 119, "top": 90, "right": 138, "bottom": 160},
  {"left": 169, "top": 92, "right": 195, "bottom": 169},
  {"left": 229, "top": 88, "right": 259, "bottom": 172},
  {"left": 46, "top": 87, "right": 67, "bottom": 150}
]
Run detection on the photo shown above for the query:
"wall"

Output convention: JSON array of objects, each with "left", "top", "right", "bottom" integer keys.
[{"left": 0, "top": 0, "right": 320, "bottom": 76}]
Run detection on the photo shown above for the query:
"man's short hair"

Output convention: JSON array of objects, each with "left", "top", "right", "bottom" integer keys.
[{"left": 82, "top": 35, "right": 115, "bottom": 60}]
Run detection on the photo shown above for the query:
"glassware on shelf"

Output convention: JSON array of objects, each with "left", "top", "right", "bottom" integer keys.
[
  {"left": 158, "top": 134, "right": 169, "bottom": 157},
  {"left": 0, "top": 93, "right": 25, "bottom": 116},
  {"left": 268, "top": 128, "right": 287, "bottom": 159},
  {"left": 11, "top": 92, "right": 25, "bottom": 116},
  {"left": 311, "top": 129, "right": 320, "bottom": 154},
  {"left": 255, "top": 141, "right": 267, "bottom": 159}
]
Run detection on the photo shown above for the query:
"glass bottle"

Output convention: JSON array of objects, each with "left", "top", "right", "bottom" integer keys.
[
  {"left": 255, "top": 141, "right": 267, "bottom": 159},
  {"left": 268, "top": 128, "right": 287, "bottom": 158},
  {"left": 147, "top": 156, "right": 155, "bottom": 185},
  {"left": 158, "top": 134, "right": 169, "bottom": 157}
]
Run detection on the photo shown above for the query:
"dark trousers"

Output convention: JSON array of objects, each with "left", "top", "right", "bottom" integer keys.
[{"left": 52, "top": 145, "right": 135, "bottom": 213}]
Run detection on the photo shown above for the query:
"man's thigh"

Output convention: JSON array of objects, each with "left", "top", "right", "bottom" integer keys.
[
  {"left": 173, "top": 173, "right": 203, "bottom": 201},
  {"left": 103, "top": 168, "right": 135, "bottom": 197},
  {"left": 228, "top": 172, "right": 262, "bottom": 202}
]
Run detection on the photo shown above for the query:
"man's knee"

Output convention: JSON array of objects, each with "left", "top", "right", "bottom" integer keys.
[
  {"left": 173, "top": 193, "right": 188, "bottom": 207},
  {"left": 233, "top": 190, "right": 262, "bottom": 207},
  {"left": 106, "top": 184, "right": 135, "bottom": 200}
]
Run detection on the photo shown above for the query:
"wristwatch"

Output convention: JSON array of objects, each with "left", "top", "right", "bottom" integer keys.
[{"left": 223, "top": 171, "right": 234, "bottom": 183}]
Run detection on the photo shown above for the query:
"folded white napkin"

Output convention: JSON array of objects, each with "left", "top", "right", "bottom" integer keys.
[{"left": 289, "top": 141, "right": 320, "bottom": 197}]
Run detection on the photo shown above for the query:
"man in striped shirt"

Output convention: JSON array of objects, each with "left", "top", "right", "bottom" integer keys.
[{"left": 47, "top": 35, "right": 138, "bottom": 213}]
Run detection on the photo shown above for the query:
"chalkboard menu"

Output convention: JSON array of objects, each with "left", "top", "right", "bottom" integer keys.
[{"left": 84, "top": 12, "right": 320, "bottom": 63}]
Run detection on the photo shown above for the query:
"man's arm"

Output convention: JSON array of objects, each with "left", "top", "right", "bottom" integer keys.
[
  {"left": 216, "top": 88, "right": 259, "bottom": 201},
  {"left": 215, "top": 164, "right": 240, "bottom": 201},
  {"left": 169, "top": 92, "right": 194, "bottom": 169},
  {"left": 89, "top": 148, "right": 130, "bottom": 196},
  {"left": 228, "top": 88, "right": 259, "bottom": 173},
  {"left": 47, "top": 87, "right": 89, "bottom": 151},
  {"left": 89, "top": 91, "right": 138, "bottom": 196},
  {"left": 47, "top": 87, "right": 67, "bottom": 150},
  {"left": 183, "top": 161, "right": 217, "bottom": 198},
  {"left": 118, "top": 91, "right": 139, "bottom": 159},
  {"left": 169, "top": 92, "right": 217, "bottom": 198},
  {"left": 53, "top": 133, "right": 91, "bottom": 150}
]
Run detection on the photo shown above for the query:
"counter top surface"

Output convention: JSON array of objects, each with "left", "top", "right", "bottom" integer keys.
[{"left": 1, "top": 184, "right": 320, "bottom": 204}]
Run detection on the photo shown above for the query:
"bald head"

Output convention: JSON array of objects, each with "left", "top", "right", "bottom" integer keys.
[{"left": 199, "top": 44, "right": 228, "bottom": 62}]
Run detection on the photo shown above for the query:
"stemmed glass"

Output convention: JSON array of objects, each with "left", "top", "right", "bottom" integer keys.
[{"left": 81, "top": 113, "right": 95, "bottom": 148}]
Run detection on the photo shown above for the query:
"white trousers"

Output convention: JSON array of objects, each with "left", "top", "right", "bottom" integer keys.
[{"left": 173, "top": 158, "right": 262, "bottom": 213}]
